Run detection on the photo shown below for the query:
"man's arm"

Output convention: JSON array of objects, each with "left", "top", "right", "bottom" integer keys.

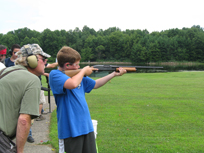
[
  {"left": 16, "top": 114, "right": 31, "bottom": 153},
  {"left": 94, "top": 67, "right": 126, "bottom": 89}
]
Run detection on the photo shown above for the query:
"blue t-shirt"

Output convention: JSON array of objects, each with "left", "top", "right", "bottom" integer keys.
[
  {"left": 5, "top": 58, "right": 14, "bottom": 67},
  {"left": 49, "top": 69, "right": 96, "bottom": 139}
]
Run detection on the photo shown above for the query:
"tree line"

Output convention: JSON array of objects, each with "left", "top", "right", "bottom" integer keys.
[{"left": 0, "top": 25, "right": 204, "bottom": 63}]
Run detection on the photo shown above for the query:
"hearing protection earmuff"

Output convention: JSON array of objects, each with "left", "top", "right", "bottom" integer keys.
[{"left": 24, "top": 45, "right": 38, "bottom": 69}]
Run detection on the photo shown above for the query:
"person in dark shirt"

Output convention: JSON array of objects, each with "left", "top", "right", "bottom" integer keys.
[{"left": 5, "top": 44, "right": 21, "bottom": 67}]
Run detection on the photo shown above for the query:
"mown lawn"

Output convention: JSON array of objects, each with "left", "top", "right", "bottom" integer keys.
[{"left": 43, "top": 71, "right": 204, "bottom": 153}]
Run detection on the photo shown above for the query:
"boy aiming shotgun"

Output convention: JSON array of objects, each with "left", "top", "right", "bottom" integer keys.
[{"left": 49, "top": 46, "right": 126, "bottom": 153}]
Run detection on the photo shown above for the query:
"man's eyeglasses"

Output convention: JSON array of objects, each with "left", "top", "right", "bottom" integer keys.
[
  {"left": 38, "top": 57, "right": 47, "bottom": 62},
  {"left": 0, "top": 54, "right": 6, "bottom": 57}
]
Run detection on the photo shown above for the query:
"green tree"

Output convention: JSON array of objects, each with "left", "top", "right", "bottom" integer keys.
[
  {"left": 192, "top": 32, "right": 204, "bottom": 62},
  {"left": 108, "top": 31, "right": 124, "bottom": 60},
  {"left": 157, "top": 36, "right": 170, "bottom": 61},
  {"left": 20, "top": 37, "right": 40, "bottom": 46},
  {"left": 1, "top": 34, "right": 19, "bottom": 49},
  {"left": 149, "top": 42, "right": 161, "bottom": 62},
  {"left": 71, "top": 27, "right": 83, "bottom": 53},
  {"left": 41, "top": 29, "right": 66, "bottom": 58},
  {"left": 81, "top": 47, "right": 94, "bottom": 62},
  {"left": 11, "top": 27, "right": 41, "bottom": 42},
  {"left": 122, "top": 34, "right": 132, "bottom": 61},
  {"left": 176, "top": 48, "right": 187, "bottom": 61},
  {"left": 168, "top": 37, "right": 178, "bottom": 61},
  {"left": 95, "top": 45, "right": 105, "bottom": 60},
  {"left": 131, "top": 43, "right": 148, "bottom": 63},
  {"left": 95, "top": 35, "right": 108, "bottom": 60}
]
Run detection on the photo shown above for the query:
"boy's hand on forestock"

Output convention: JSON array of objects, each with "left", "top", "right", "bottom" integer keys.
[
  {"left": 83, "top": 66, "right": 98, "bottom": 76},
  {"left": 115, "top": 67, "right": 127, "bottom": 76}
]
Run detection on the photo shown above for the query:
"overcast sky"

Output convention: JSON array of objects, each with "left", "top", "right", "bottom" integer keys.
[{"left": 1, "top": 0, "right": 203, "bottom": 34}]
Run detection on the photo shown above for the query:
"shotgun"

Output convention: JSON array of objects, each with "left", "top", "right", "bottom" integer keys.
[
  {"left": 64, "top": 65, "right": 163, "bottom": 77},
  {"left": 92, "top": 65, "right": 163, "bottom": 72}
]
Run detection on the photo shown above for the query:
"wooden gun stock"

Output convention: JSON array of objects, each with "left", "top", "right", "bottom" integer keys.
[
  {"left": 65, "top": 67, "right": 97, "bottom": 77},
  {"left": 116, "top": 67, "right": 136, "bottom": 72},
  {"left": 65, "top": 69, "right": 81, "bottom": 77}
]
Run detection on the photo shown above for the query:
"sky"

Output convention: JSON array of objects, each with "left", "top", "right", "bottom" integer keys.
[{"left": 1, "top": 0, "right": 203, "bottom": 34}]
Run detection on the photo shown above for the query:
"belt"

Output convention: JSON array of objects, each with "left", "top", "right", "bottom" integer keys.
[
  {"left": 0, "top": 129, "right": 4, "bottom": 134},
  {"left": 0, "top": 129, "right": 15, "bottom": 140}
]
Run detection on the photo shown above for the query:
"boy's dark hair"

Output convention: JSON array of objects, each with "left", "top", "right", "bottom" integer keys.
[
  {"left": 57, "top": 46, "right": 81, "bottom": 67},
  {"left": 11, "top": 44, "right": 21, "bottom": 52}
]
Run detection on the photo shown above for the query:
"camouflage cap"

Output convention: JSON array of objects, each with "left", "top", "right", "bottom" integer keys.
[{"left": 20, "top": 44, "right": 51, "bottom": 58}]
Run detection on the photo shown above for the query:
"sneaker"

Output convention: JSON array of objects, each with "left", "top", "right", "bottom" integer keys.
[
  {"left": 36, "top": 115, "right": 45, "bottom": 121},
  {"left": 27, "top": 136, "right": 35, "bottom": 143},
  {"left": 42, "top": 111, "right": 49, "bottom": 115}
]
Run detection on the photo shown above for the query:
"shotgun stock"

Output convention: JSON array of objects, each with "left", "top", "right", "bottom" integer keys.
[
  {"left": 64, "top": 68, "right": 98, "bottom": 77},
  {"left": 64, "top": 69, "right": 81, "bottom": 77}
]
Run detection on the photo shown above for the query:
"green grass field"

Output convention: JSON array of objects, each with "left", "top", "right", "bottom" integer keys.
[{"left": 42, "top": 71, "right": 204, "bottom": 153}]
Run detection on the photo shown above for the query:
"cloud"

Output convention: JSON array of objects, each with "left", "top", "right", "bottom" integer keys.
[{"left": 1, "top": 0, "right": 204, "bottom": 34}]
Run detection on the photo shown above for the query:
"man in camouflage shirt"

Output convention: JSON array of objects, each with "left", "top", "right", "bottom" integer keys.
[{"left": 0, "top": 44, "right": 50, "bottom": 153}]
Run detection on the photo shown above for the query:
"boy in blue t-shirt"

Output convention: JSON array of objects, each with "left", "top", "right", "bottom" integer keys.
[{"left": 49, "top": 46, "right": 126, "bottom": 153}]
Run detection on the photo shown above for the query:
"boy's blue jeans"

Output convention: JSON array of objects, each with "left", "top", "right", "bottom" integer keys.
[{"left": 28, "top": 128, "right": 32, "bottom": 137}]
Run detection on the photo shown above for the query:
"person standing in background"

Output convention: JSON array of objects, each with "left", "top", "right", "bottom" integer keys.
[
  {"left": 0, "top": 45, "right": 7, "bottom": 65},
  {"left": 36, "top": 62, "right": 58, "bottom": 121},
  {"left": 5, "top": 44, "right": 21, "bottom": 67}
]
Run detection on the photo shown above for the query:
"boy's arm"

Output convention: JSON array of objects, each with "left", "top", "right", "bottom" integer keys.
[
  {"left": 43, "top": 72, "right": 49, "bottom": 77},
  {"left": 94, "top": 67, "right": 126, "bottom": 89},
  {"left": 64, "top": 66, "right": 94, "bottom": 89},
  {"left": 46, "top": 62, "right": 58, "bottom": 68},
  {"left": 42, "top": 63, "right": 58, "bottom": 77}
]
